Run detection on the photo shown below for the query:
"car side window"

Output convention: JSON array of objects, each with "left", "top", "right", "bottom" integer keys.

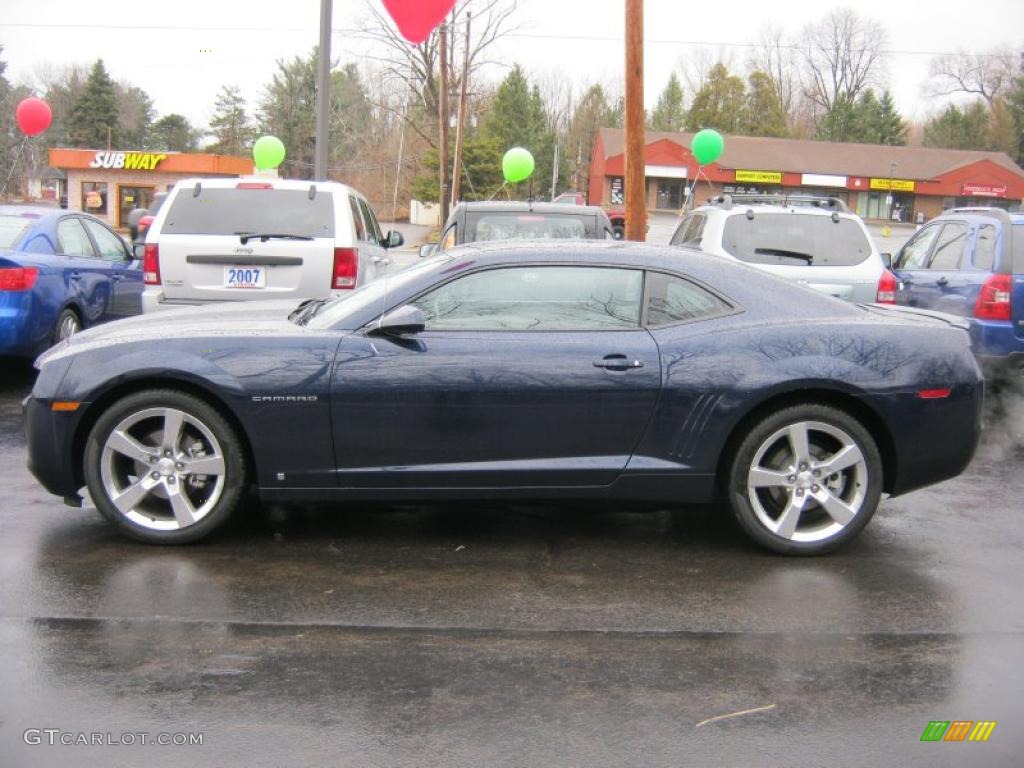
[
  {"left": 670, "top": 214, "right": 705, "bottom": 247},
  {"left": 358, "top": 199, "right": 383, "bottom": 245},
  {"left": 927, "top": 222, "right": 967, "bottom": 270},
  {"left": 897, "top": 224, "right": 940, "bottom": 270},
  {"left": 57, "top": 218, "right": 96, "bottom": 258},
  {"left": 645, "top": 272, "right": 733, "bottom": 326},
  {"left": 441, "top": 226, "right": 456, "bottom": 250},
  {"left": 412, "top": 266, "right": 643, "bottom": 331},
  {"left": 82, "top": 219, "right": 127, "bottom": 261},
  {"left": 973, "top": 224, "right": 996, "bottom": 271},
  {"left": 348, "top": 196, "right": 365, "bottom": 241}
]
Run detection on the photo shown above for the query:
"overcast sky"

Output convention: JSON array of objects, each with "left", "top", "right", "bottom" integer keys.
[{"left": 1, "top": 0, "right": 1021, "bottom": 135}]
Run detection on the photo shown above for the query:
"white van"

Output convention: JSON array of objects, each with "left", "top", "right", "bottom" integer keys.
[{"left": 141, "top": 177, "right": 403, "bottom": 313}]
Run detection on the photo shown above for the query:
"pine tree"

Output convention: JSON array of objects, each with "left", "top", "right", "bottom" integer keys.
[
  {"left": 258, "top": 51, "right": 318, "bottom": 179},
  {"left": 648, "top": 73, "right": 686, "bottom": 132},
  {"left": 742, "top": 71, "right": 787, "bottom": 137},
  {"left": 685, "top": 62, "right": 746, "bottom": 134},
  {"left": 565, "top": 84, "right": 615, "bottom": 194},
  {"left": 875, "top": 90, "right": 908, "bottom": 146},
  {"left": 483, "top": 65, "right": 553, "bottom": 197},
  {"left": 69, "top": 60, "right": 120, "bottom": 148},
  {"left": 815, "top": 93, "right": 858, "bottom": 142},
  {"left": 923, "top": 102, "right": 991, "bottom": 150},
  {"left": 208, "top": 85, "right": 252, "bottom": 156},
  {"left": 150, "top": 114, "right": 198, "bottom": 152}
]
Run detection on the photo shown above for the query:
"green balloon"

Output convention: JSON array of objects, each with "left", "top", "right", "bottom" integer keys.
[
  {"left": 502, "top": 147, "right": 535, "bottom": 184},
  {"left": 253, "top": 135, "right": 286, "bottom": 170},
  {"left": 690, "top": 129, "right": 724, "bottom": 165}
]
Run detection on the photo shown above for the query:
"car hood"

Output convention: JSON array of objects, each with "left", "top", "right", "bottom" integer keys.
[{"left": 37, "top": 300, "right": 307, "bottom": 365}]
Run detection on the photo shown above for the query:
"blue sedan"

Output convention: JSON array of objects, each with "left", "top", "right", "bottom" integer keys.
[
  {"left": 25, "top": 241, "right": 982, "bottom": 554},
  {"left": 0, "top": 206, "right": 143, "bottom": 357}
]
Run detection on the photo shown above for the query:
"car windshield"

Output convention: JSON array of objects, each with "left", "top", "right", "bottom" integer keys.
[
  {"left": 722, "top": 213, "right": 872, "bottom": 266},
  {"left": 305, "top": 255, "right": 450, "bottom": 329},
  {"left": 467, "top": 212, "right": 589, "bottom": 241},
  {"left": 161, "top": 187, "right": 335, "bottom": 237},
  {"left": 0, "top": 215, "right": 32, "bottom": 248}
]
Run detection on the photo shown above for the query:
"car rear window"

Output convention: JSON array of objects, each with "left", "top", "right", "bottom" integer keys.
[
  {"left": 467, "top": 212, "right": 590, "bottom": 242},
  {"left": 722, "top": 213, "right": 872, "bottom": 267},
  {"left": 161, "top": 188, "right": 335, "bottom": 237},
  {"left": 0, "top": 215, "right": 32, "bottom": 248},
  {"left": 1013, "top": 224, "right": 1024, "bottom": 273}
]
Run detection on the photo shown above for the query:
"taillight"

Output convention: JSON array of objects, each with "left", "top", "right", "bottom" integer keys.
[
  {"left": 137, "top": 214, "right": 154, "bottom": 234},
  {"left": 875, "top": 270, "right": 897, "bottom": 304},
  {"left": 973, "top": 274, "right": 1012, "bottom": 320},
  {"left": 0, "top": 266, "right": 39, "bottom": 291},
  {"left": 332, "top": 247, "right": 358, "bottom": 289},
  {"left": 143, "top": 243, "right": 161, "bottom": 285}
]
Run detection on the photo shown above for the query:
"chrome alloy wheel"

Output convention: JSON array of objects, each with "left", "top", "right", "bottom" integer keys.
[
  {"left": 746, "top": 420, "right": 868, "bottom": 543},
  {"left": 57, "top": 312, "right": 80, "bottom": 340},
  {"left": 98, "top": 407, "right": 227, "bottom": 531}
]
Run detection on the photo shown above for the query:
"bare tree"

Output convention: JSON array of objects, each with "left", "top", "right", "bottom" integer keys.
[
  {"left": 798, "top": 8, "right": 887, "bottom": 111},
  {"left": 679, "top": 46, "right": 736, "bottom": 105},
  {"left": 358, "top": 0, "right": 519, "bottom": 146},
  {"left": 747, "top": 24, "right": 797, "bottom": 116},
  {"left": 928, "top": 47, "right": 1018, "bottom": 107}
]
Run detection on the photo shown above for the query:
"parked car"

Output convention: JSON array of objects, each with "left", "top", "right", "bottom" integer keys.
[
  {"left": 127, "top": 191, "right": 167, "bottom": 256},
  {"left": 670, "top": 194, "right": 896, "bottom": 304},
  {"left": 891, "top": 206, "right": 1023, "bottom": 382},
  {"left": 553, "top": 191, "right": 626, "bottom": 239},
  {"left": 0, "top": 205, "right": 143, "bottom": 357},
  {"left": 27, "top": 241, "right": 982, "bottom": 554},
  {"left": 420, "top": 201, "right": 615, "bottom": 257},
  {"left": 140, "top": 178, "right": 403, "bottom": 313}
]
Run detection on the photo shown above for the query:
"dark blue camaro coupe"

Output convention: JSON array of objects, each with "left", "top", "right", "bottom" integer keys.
[{"left": 25, "top": 241, "right": 983, "bottom": 554}]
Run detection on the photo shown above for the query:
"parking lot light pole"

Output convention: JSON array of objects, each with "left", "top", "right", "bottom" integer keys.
[
  {"left": 314, "top": 0, "right": 331, "bottom": 181},
  {"left": 888, "top": 161, "right": 897, "bottom": 221}
]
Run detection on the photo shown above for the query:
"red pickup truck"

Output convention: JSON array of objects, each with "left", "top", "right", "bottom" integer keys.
[{"left": 552, "top": 192, "right": 625, "bottom": 239}]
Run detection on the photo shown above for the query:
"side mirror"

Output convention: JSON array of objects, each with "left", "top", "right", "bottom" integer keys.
[
  {"left": 385, "top": 229, "right": 404, "bottom": 249},
  {"left": 880, "top": 252, "right": 892, "bottom": 269},
  {"left": 419, "top": 243, "right": 436, "bottom": 258},
  {"left": 370, "top": 304, "right": 425, "bottom": 337}
]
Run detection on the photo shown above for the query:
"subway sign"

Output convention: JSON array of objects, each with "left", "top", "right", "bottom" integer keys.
[
  {"left": 736, "top": 170, "right": 782, "bottom": 184},
  {"left": 89, "top": 151, "right": 168, "bottom": 170}
]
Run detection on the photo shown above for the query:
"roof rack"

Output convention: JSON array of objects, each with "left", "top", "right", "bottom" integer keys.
[
  {"left": 710, "top": 193, "right": 850, "bottom": 213},
  {"left": 946, "top": 206, "right": 1014, "bottom": 223}
]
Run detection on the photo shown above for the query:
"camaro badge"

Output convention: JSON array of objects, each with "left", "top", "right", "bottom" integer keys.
[{"left": 251, "top": 395, "right": 319, "bottom": 403}]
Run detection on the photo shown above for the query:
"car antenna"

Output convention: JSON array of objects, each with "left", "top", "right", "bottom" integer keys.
[
  {"left": 308, "top": 184, "right": 316, "bottom": 200},
  {"left": 192, "top": 181, "right": 201, "bottom": 198}
]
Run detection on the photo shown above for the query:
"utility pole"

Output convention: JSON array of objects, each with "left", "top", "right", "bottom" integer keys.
[
  {"left": 550, "top": 141, "right": 559, "bottom": 200},
  {"left": 624, "top": 0, "right": 646, "bottom": 240},
  {"left": 450, "top": 12, "right": 472, "bottom": 209},
  {"left": 438, "top": 23, "right": 450, "bottom": 224},
  {"left": 314, "top": 0, "right": 331, "bottom": 181}
]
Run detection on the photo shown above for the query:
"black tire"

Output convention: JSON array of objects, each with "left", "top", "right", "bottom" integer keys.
[
  {"left": 52, "top": 307, "right": 80, "bottom": 345},
  {"left": 83, "top": 389, "right": 247, "bottom": 544},
  {"left": 726, "top": 403, "right": 883, "bottom": 555}
]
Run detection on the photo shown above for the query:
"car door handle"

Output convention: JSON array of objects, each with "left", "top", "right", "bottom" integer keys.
[
  {"left": 371, "top": 255, "right": 389, "bottom": 265},
  {"left": 936, "top": 277, "right": 948, "bottom": 286},
  {"left": 69, "top": 271, "right": 82, "bottom": 280},
  {"left": 111, "top": 274, "right": 124, "bottom": 281},
  {"left": 594, "top": 355, "right": 644, "bottom": 370}
]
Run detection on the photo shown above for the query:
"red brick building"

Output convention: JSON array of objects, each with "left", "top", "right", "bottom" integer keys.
[{"left": 589, "top": 128, "right": 1024, "bottom": 221}]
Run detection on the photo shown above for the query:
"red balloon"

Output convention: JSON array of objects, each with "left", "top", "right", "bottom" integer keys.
[
  {"left": 15, "top": 97, "right": 52, "bottom": 137},
  {"left": 380, "top": 0, "right": 456, "bottom": 44}
]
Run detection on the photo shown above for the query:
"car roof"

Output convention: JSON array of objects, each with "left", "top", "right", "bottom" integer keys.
[
  {"left": 692, "top": 202, "right": 858, "bottom": 218},
  {"left": 454, "top": 201, "right": 606, "bottom": 215},
  {"left": 168, "top": 177, "right": 361, "bottom": 194},
  {"left": 0, "top": 205, "right": 62, "bottom": 219}
]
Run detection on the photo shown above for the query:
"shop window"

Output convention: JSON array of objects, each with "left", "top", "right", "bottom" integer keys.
[{"left": 82, "top": 182, "right": 108, "bottom": 215}]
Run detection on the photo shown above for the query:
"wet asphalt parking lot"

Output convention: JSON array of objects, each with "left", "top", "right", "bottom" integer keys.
[{"left": 2, "top": 224, "right": 1024, "bottom": 766}]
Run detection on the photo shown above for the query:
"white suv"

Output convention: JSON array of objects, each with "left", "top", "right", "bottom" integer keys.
[
  {"left": 670, "top": 195, "right": 895, "bottom": 304},
  {"left": 141, "top": 177, "right": 403, "bottom": 312}
]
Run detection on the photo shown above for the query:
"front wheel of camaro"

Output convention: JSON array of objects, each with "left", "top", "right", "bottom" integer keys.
[
  {"left": 84, "top": 390, "right": 246, "bottom": 544},
  {"left": 727, "top": 404, "right": 883, "bottom": 555}
]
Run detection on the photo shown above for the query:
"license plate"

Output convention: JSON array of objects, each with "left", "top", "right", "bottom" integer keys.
[{"left": 224, "top": 266, "right": 265, "bottom": 288}]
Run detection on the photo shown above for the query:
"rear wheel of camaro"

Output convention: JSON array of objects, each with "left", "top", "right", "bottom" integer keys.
[
  {"left": 727, "top": 404, "right": 882, "bottom": 555},
  {"left": 84, "top": 390, "right": 246, "bottom": 544}
]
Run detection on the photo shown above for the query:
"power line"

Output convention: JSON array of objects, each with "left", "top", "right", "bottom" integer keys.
[{"left": 0, "top": 21, "right": 1014, "bottom": 59}]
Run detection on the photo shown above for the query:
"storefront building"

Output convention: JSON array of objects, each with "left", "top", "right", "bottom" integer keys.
[
  {"left": 48, "top": 148, "right": 253, "bottom": 229},
  {"left": 589, "top": 128, "right": 1024, "bottom": 221}
]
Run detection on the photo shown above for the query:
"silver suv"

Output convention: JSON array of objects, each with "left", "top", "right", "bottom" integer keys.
[
  {"left": 141, "top": 177, "right": 403, "bottom": 313},
  {"left": 670, "top": 195, "right": 893, "bottom": 303}
]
